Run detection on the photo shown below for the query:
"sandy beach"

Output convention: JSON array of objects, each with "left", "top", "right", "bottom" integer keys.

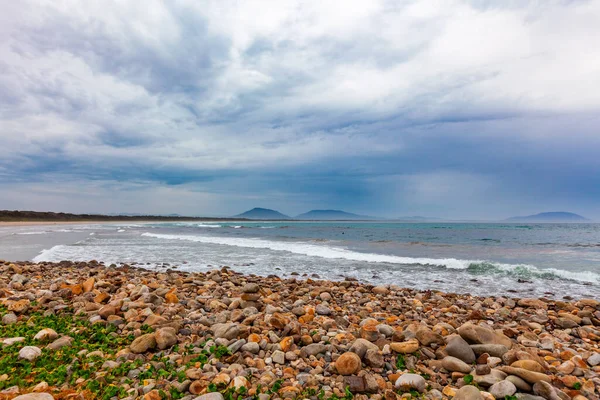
[{"left": 0, "top": 259, "right": 598, "bottom": 400}]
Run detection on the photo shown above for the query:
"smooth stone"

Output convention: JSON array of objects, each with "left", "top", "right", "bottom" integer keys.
[
  {"left": 301, "top": 344, "right": 327, "bottom": 357},
  {"left": 415, "top": 327, "right": 444, "bottom": 346},
  {"left": 155, "top": 327, "right": 177, "bottom": 350},
  {"left": 3, "top": 337, "right": 25, "bottom": 346},
  {"left": 335, "top": 352, "right": 362, "bottom": 375},
  {"left": 442, "top": 356, "right": 472, "bottom": 374},
  {"left": 242, "top": 283, "right": 260, "bottom": 293},
  {"left": 316, "top": 304, "right": 332, "bottom": 315},
  {"left": 241, "top": 342, "right": 259, "bottom": 353},
  {"left": 47, "top": 336, "right": 73, "bottom": 350},
  {"left": 453, "top": 385, "right": 483, "bottom": 400},
  {"left": 18, "top": 346, "right": 42, "bottom": 361},
  {"left": 394, "top": 373, "right": 426, "bottom": 393},
  {"left": 506, "top": 375, "right": 532, "bottom": 392},
  {"left": 13, "top": 394, "right": 54, "bottom": 400},
  {"left": 2, "top": 313, "right": 17, "bottom": 325},
  {"left": 364, "top": 349, "right": 384, "bottom": 368},
  {"left": 533, "top": 381, "right": 562, "bottom": 400},
  {"left": 515, "top": 395, "right": 546, "bottom": 400},
  {"left": 211, "top": 323, "right": 239, "bottom": 340},
  {"left": 488, "top": 380, "right": 517, "bottom": 399},
  {"left": 130, "top": 333, "right": 157, "bottom": 353},
  {"left": 349, "top": 338, "right": 379, "bottom": 358},
  {"left": 34, "top": 328, "right": 58, "bottom": 341},
  {"left": 587, "top": 353, "right": 600, "bottom": 366},
  {"left": 511, "top": 359, "right": 544, "bottom": 373},
  {"left": 272, "top": 350, "right": 285, "bottom": 365},
  {"left": 458, "top": 322, "right": 512, "bottom": 348},
  {"left": 192, "top": 394, "right": 224, "bottom": 400},
  {"left": 446, "top": 335, "right": 476, "bottom": 364},
  {"left": 390, "top": 339, "right": 419, "bottom": 354},
  {"left": 499, "top": 366, "right": 551, "bottom": 384},
  {"left": 470, "top": 344, "right": 510, "bottom": 358}
]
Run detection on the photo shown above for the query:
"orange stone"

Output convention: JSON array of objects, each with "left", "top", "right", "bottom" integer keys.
[
  {"left": 94, "top": 292, "right": 110, "bottom": 304},
  {"left": 82, "top": 277, "right": 95, "bottom": 293},
  {"left": 280, "top": 336, "right": 294, "bottom": 352},
  {"left": 335, "top": 352, "right": 362, "bottom": 375},
  {"left": 248, "top": 333, "right": 261, "bottom": 343},
  {"left": 165, "top": 291, "right": 179, "bottom": 304}
]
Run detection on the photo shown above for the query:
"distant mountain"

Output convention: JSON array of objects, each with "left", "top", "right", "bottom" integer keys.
[
  {"left": 295, "top": 210, "right": 375, "bottom": 220},
  {"left": 233, "top": 208, "right": 291, "bottom": 220},
  {"left": 395, "top": 216, "right": 443, "bottom": 222},
  {"left": 506, "top": 212, "right": 589, "bottom": 222}
]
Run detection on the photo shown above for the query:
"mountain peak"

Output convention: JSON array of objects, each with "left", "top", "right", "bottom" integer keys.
[
  {"left": 506, "top": 211, "right": 589, "bottom": 222},
  {"left": 233, "top": 208, "right": 291, "bottom": 220},
  {"left": 295, "top": 209, "right": 374, "bottom": 220}
]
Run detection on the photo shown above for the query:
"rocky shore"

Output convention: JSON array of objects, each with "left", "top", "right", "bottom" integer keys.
[{"left": 0, "top": 260, "right": 599, "bottom": 400}]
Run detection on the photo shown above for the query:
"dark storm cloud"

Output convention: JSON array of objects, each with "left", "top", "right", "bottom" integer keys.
[{"left": 0, "top": 0, "right": 599, "bottom": 218}]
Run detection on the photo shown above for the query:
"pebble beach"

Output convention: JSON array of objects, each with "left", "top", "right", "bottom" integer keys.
[{"left": 1, "top": 260, "right": 599, "bottom": 400}]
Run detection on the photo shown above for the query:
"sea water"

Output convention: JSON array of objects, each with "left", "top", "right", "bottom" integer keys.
[{"left": 1, "top": 221, "right": 599, "bottom": 299}]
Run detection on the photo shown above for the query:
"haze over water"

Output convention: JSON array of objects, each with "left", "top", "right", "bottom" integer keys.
[{"left": 2, "top": 221, "right": 599, "bottom": 299}]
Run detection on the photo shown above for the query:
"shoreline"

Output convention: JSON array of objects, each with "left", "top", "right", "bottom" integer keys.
[{"left": 0, "top": 260, "right": 598, "bottom": 399}]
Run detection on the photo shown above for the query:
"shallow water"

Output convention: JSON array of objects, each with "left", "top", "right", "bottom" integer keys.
[{"left": 2, "top": 221, "right": 599, "bottom": 299}]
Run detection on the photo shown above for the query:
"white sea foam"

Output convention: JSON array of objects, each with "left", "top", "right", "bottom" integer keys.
[
  {"left": 140, "top": 232, "right": 600, "bottom": 283},
  {"left": 17, "top": 231, "right": 48, "bottom": 235},
  {"left": 197, "top": 224, "right": 222, "bottom": 228},
  {"left": 117, "top": 229, "right": 126, "bottom": 232}
]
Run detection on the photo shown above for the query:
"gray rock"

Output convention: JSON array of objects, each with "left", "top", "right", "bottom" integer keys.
[
  {"left": 442, "top": 356, "right": 472, "bottom": 374},
  {"left": 533, "top": 381, "right": 562, "bottom": 400},
  {"left": 211, "top": 323, "right": 239, "bottom": 340},
  {"left": 489, "top": 380, "right": 517, "bottom": 399},
  {"left": 515, "top": 395, "right": 547, "bottom": 400},
  {"left": 316, "top": 304, "right": 331, "bottom": 315},
  {"left": 587, "top": 352, "right": 600, "bottom": 366},
  {"left": 47, "top": 336, "right": 73, "bottom": 350},
  {"left": 376, "top": 324, "right": 395, "bottom": 337},
  {"left": 155, "top": 327, "right": 177, "bottom": 350},
  {"left": 446, "top": 336, "right": 476, "bottom": 364},
  {"left": 349, "top": 338, "right": 379, "bottom": 358},
  {"left": 301, "top": 343, "right": 328, "bottom": 357},
  {"left": 470, "top": 344, "right": 509, "bottom": 357},
  {"left": 130, "top": 333, "right": 157, "bottom": 353},
  {"left": 241, "top": 342, "right": 260, "bottom": 354},
  {"left": 19, "top": 346, "right": 42, "bottom": 361},
  {"left": 193, "top": 394, "right": 225, "bottom": 400},
  {"left": 473, "top": 369, "right": 506, "bottom": 387},
  {"left": 395, "top": 373, "right": 426, "bottom": 393},
  {"left": 453, "top": 385, "right": 483, "bottom": 400},
  {"left": 3, "top": 337, "right": 25, "bottom": 346},
  {"left": 242, "top": 283, "right": 260, "bottom": 293},
  {"left": 364, "top": 348, "right": 384, "bottom": 368},
  {"left": 227, "top": 339, "right": 246, "bottom": 353},
  {"left": 458, "top": 322, "right": 512, "bottom": 348},
  {"left": 506, "top": 375, "right": 532, "bottom": 392},
  {"left": 13, "top": 394, "right": 54, "bottom": 400},
  {"left": 2, "top": 313, "right": 17, "bottom": 325},
  {"left": 272, "top": 350, "right": 285, "bottom": 364}
]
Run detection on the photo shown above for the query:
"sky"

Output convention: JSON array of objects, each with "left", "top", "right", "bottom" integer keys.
[{"left": 1, "top": 0, "right": 600, "bottom": 220}]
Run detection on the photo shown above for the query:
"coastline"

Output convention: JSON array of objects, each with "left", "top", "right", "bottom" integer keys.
[{"left": 0, "top": 260, "right": 598, "bottom": 399}]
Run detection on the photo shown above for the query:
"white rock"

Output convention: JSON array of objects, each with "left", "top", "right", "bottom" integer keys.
[
  {"left": 34, "top": 328, "right": 58, "bottom": 341},
  {"left": 395, "top": 373, "right": 426, "bottom": 393},
  {"left": 18, "top": 346, "right": 42, "bottom": 361}
]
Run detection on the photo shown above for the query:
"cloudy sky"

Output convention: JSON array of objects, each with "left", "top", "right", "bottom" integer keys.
[{"left": 1, "top": 0, "right": 599, "bottom": 219}]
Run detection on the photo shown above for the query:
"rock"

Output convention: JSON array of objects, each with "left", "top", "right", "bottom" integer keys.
[
  {"left": 301, "top": 343, "right": 327, "bottom": 357},
  {"left": 316, "top": 304, "right": 331, "bottom": 315},
  {"left": 364, "top": 349, "right": 384, "bottom": 368},
  {"left": 335, "top": 352, "right": 362, "bottom": 375},
  {"left": 350, "top": 338, "right": 379, "bottom": 358},
  {"left": 8, "top": 299, "right": 30, "bottom": 314},
  {"left": 3, "top": 337, "right": 25, "bottom": 346},
  {"left": 587, "top": 352, "right": 600, "bottom": 366},
  {"left": 47, "top": 336, "right": 73, "bottom": 350},
  {"left": 272, "top": 350, "right": 285, "bottom": 364},
  {"left": 193, "top": 394, "right": 224, "bottom": 400},
  {"left": 498, "top": 366, "right": 551, "bottom": 384},
  {"left": 165, "top": 291, "right": 179, "bottom": 304},
  {"left": 130, "top": 333, "right": 157, "bottom": 353},
  {"left": 2, "top": 312, "right": 17, "bottom": 325},
  {"left": 19, "top": 346, "right": 42, "bottom": 361},
  {"left": 242, "top": 283, "right": 260, "bottom": 293},
  {"left": 488, "top": 380, "right": 517, "bottom": 399},
  {"left": 458, "top": 322, "right": 512, "bottom": 348},
  {"left": 511, "top": 359, "right": 544, "bottom": 373},
  {"left": 442, "top": 356, "right": 472, "bottom": 373},
  {"left": 82, "top": 277, "right": 95, "bottom": 293},
  {"left": 518, "top": 298, "right": 547, "bottom": 309},
  {"left": 394, "top": 373, "right": 426, "bottom": 393},
  {"left": 555, "top": 318, "right": 578, "bottom": 329},
  {"left": 453, "top": 385, "right": 483, "bottom": 400},
  {"left": 446, "top": 336, "right": 476, "bottom": 364},
  {"left": 506, "top": 375, "right": 532, "bottom": 392},
  {"left": 13, "top": 394, "right": 55, "bottom": 400},
  {"left": 211, "top": 323, "right": 239, "bottom": 340},
  {"left": 415, "top": 327, "right": 444, "bottom": 346},
  {"left": 98, "top": 305, "right": 116, "bottom": 319},
  {"left": 34, "top": 328, "right": 58, "bottom": 341},
  {"left": 345, "top": 376, "right": 366, "bottom": 393},
  {"left": 515, "top": 395, "right": 546, "bottom": 400},
  {"left": 372, "top": 286, "right": 389, "bottom": 295},
  {"left": 470, "top": 344, "right": 510, "bottom": 358},
  {"left": 533, "top": 381, "right": 562, "bottom": 400},
  {"left": 155, "top": 327, "right": 177, "bottom": 350},
  {"left": 241, "top": 342, "right": 259, "bottom": 353},
  {"left": 390, "top": 339, "right": 419, "bottom": 354}
]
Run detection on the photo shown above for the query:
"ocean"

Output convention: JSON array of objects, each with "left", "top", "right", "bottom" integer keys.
[{"left": 1, "top": 221, "right": 599, "bottom": 299}]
